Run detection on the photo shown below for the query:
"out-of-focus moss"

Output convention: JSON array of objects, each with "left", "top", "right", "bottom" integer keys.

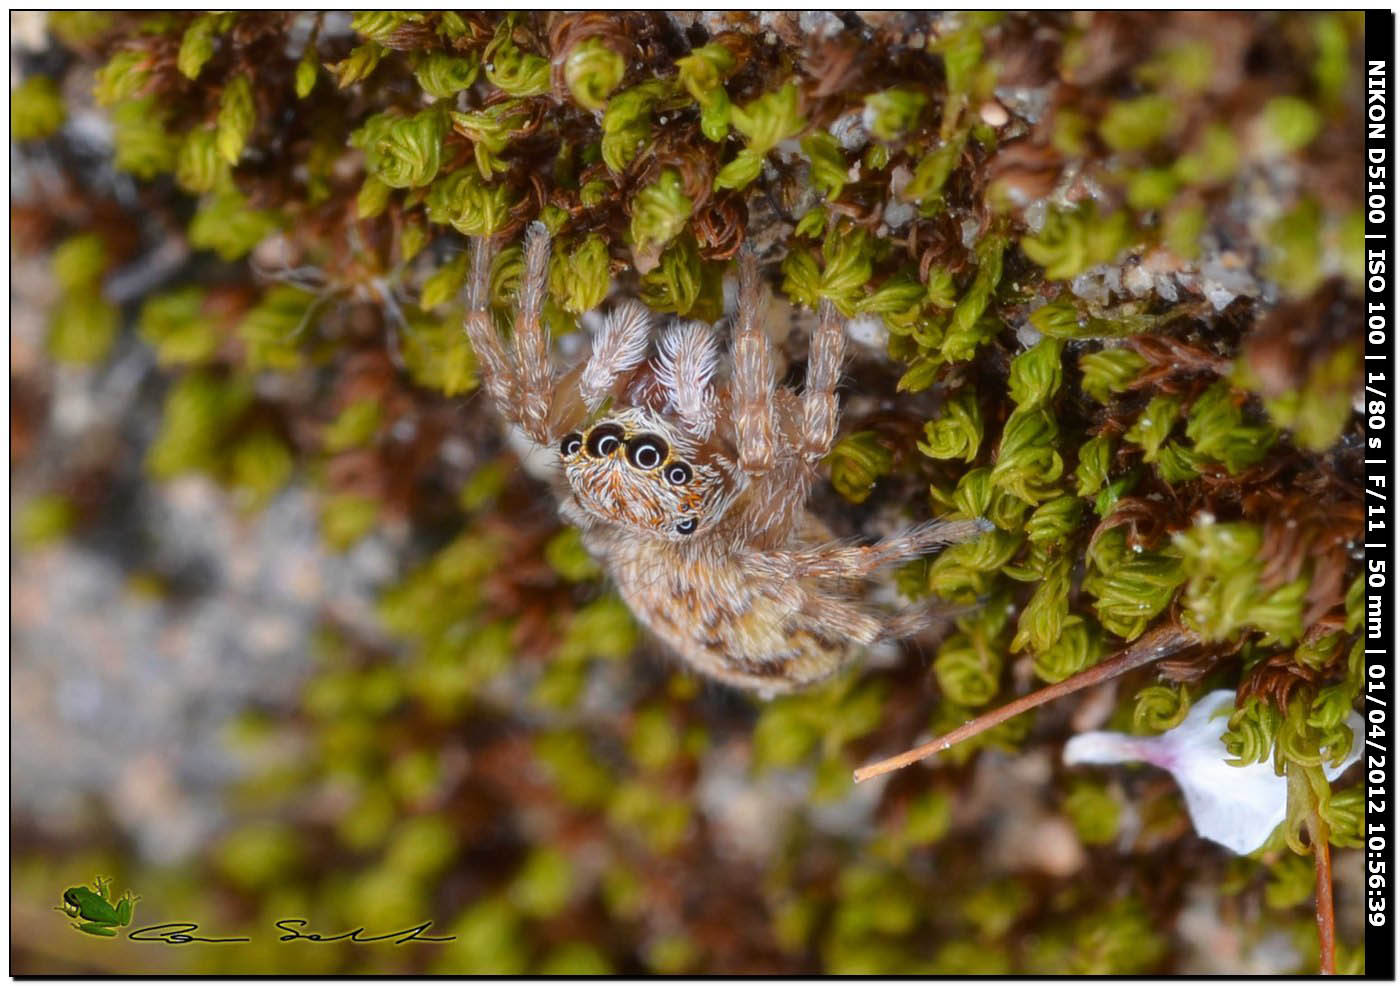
[
  {"left": 138, "top": 286, "right": 219, "bottom": 365},
  {"left": 11, "top": 75, "right": 65, "bottom": 140},
  {"left": 230, "top": 431, "right": 293, "bottom": 510},
  {"left": 237, "top": 285, "right": 314, "bottom": 371},
  {"left": 188, "top": 189, "right": 281, "bottom": 261},
  {"left": 1064, "top": 780, "right": 1121, "bottom": 846},
  {"left": 16, "top": 494, "right": 77, "bottom": 549},
  {"left": 400, "top": 309, "right": 479, "bottom": 395},
  {"left": 320, "top": 494, "right": 380, "bottom": 552},
  {"left": 437, "top": 898, "right": 528, "bottom": 975}
]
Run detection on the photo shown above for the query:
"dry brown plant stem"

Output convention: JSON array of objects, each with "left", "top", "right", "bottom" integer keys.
[
  {"left": 1289, "top": 764, "right": 1337, "bottom": 975},
  {"left": 853, "top": 622, "right": 1198, "bottom": 783},
  {"left": 1314, "top": 834, "right": 1336, "bottom": 975}
]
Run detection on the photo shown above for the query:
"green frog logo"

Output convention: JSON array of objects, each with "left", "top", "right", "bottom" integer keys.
[{"left": 56, "top": 876, "right": 139, "bottom": 937}]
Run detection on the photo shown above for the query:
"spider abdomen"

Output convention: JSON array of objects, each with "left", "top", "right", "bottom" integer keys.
[{"left": 602, "top": 537, "right": 862, "bottom": 694}]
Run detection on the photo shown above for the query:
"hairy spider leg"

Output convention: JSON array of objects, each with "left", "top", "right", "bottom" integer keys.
[{"left": 731, "top": 247, "right": 780, "bottom": 476}]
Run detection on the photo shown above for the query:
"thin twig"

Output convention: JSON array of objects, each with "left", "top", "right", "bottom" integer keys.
[
  {"left": 1314, "top": 831, "right": 1336, "bottom": 975},
  {"left": 854, "top": 623, "right": 1196, "bottom": 783}
]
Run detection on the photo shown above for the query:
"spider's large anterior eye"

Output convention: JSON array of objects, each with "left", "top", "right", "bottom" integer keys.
[
  {"left": 675, "top": 517, "right": 698, "bottom": 535},
  {"left": 560, "top": 432, "right": 583, "bottom": 457},
  {"left": 585, "top": 423, "right": 625, "bottom": 458},
  {"left": 665, "top": 461, "right": 692, "bottom": 485},
  {"left": 626, "top": 434, "right": 669, "bottom": 470}
]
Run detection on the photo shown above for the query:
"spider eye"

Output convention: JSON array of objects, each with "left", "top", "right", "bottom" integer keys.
[
  {"left": 665, "top": 461, "right": 692, "bottom": 485},
  {"left": 560, "top": 432, "right": 583, "bottom": 457},
  {"left": 626, "top": 434, "right": 669, "bottom": 470},
  {"left": 675, "top": 517, "right": 698, "bottom": 535},
  {"left": 585, "top": 423, "right": 625, "bottom": 458}
]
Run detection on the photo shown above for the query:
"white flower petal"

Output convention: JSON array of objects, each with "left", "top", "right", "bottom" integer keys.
[{"left": 1064, "top": 690, "right": 1364, "bottom": 855}]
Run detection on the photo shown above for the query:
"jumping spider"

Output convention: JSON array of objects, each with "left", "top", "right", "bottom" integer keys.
[{"left": 465, "top": 223, "right": 983, "bottom": 695}]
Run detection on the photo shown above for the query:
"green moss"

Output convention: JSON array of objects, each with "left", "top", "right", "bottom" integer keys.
[
  {"left": 1264, "top": 197, "right": 1324, "bottom": 297},
  {"left": 450, "top": 100, "right": 532, "bottom": 179},
  {"left": 991, "top": 408, "right": 1063, "bottom": 505},
  {"left": 828, "top": 431, "right": 896, "bottom": 503},
  {"left": 543, "top": 526, "right": 601, "bottom": 581},
  {"left": 1098, "top": 95, "right": 1176, "bottom": 152},
  {"left": 11, "top": 75, "right": 65, "bottom": 140},
  {"left": 904, "top": 132, "right": 968, "bottom": 209},
  {"left": 323, "top": 399, "right": 382, "bottom": 453},
  {"left": 320, "top": 493, "right": 380, "bottom": 551},
  {"left": 919, "top": 390, "right": 982, "bottom": 462},
  {"left": 483, "top": 16, "right": 551, "bottom": 97},
  {"left": 638, "top": 234, "right": 723, "bottom": 318},
  {"left": 1133, "top": 684, "right": 1191, "bottom": 733},
  {"left": 94, "top": 49, "right": 152, "bottom": 106},
  {"left": 1064, "top": 780, "right": 1121, "bottom": 845},
  {"left": 1261, "top": 96, "right": 1322, "bottom": 154},
  {"left": 629, "top": 169, "right": 693, "bottom": 261},
  {"left": 538, "top": 942, "right": 614, "bottom": 976},
  {"left": 511, "top": 846, "right": 576, "bottom": 918},
  {"left": 1123, "top": 394, "right": 1183, "bottom": 462},
  {"left": 216, "top": 74, "right": 255, "bottom": 165},
  {"left": 176, "top": 128, "right": 229, "bottom": 194},
  {"left": 400, "top": 310, "right": 479, "bottom": 395},
  {"left": 1175, "top": 521, "right": 1305, "bottom": 645},
  {"left": 803, "top": 132, "right": 848, "bottom": 200},
  {"left": 1021, "top": 205, "right": 1132, "bottom": 281},
  {"left": 1008, "top": 339, "right": 1064, "bottom": 409},
  {"left": 49, "top": 292, "right": 119, "bottom": 365},
  {"left": 548, "top": 234, "right": 612, "bottom": 314},
  {"left": 352, "top": 108, "right": 447, "bottom": 189},
  {"left": 188, "top": 188, "right": 281, "bottom": 260},
  {"left": 237, "top": 285, "right": 314, "bottom": 370},
  {"left": 564, "top": 38, "right": 625, "bottom": 110},
  {"left": 719, "top": 82, "right": 804, "bottom": 189},
  {"left": 1083, "top": 529, "right": 1185, "bottom": 640},
  {"left": 426, "top": 168, "right": 515, "bottom": 236},
  {"left": 415, "top": 51, "right": 480, "bottom": 99},
  {"left": 1173, "top": 123, "right": 1239, "bottom": 185},
  {"left": 1079, "top": 348, "right": 1147, "bottom": 403},
  {"left": 1184, "top": 381, "right": 1276, "bottom": 473},
  {"left": 230, "top": 431, "right": 293, "bottom": 509},
  {"left": 146, "top": 373, "right": 252, "bottom": 479},
  {"left": 1032, "top": 615, "right": 1104, "bottom": 682},
  {"left": 16, "top": 493, "right": 78, "bottom": 549},
  {"left": 865, "top": 87, "right": 928, "bottom": 141},
  {"left": 438, "top": 898, "right": 528, "bottom": 975},
  {"left": 601, "top": 80, "right": 668, "bottom": 172}
]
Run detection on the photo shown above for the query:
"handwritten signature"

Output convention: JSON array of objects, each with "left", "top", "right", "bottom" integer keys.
[{"left": 126, "top": 919, "right": 453, "bottom": 945}]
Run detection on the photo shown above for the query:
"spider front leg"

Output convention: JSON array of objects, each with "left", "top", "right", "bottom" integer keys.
[
  {"left": 462, "top": 234, "right": 517, "bottom": 415},
  {"left": 511, "top": 222, "right": 560, "bottom": 444},
  {"left": 732, "top": 249, "right": 780, "bottom": 475},
  {"left": 462, "top": 223, "right": 562, "bottom": 445},
  {"left": 799, "top": 299, "right": 846, "bottom": 461}
]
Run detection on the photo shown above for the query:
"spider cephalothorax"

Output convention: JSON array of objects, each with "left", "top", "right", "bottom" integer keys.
[
  {"left": 464, "top": 222, "right": 983, "bottom": 695},
  {"left": 559, "top": 408, "right": 743, "bottom": 541}
]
